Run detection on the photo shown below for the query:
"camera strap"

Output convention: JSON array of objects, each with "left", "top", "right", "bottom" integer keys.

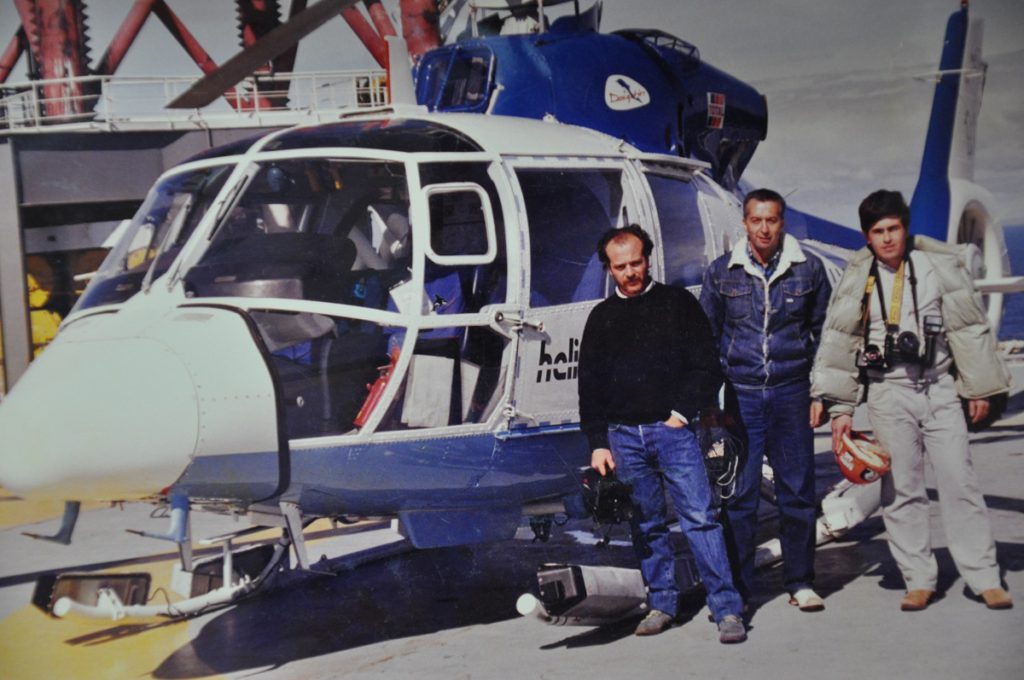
[{"left": 864, "top": 255, "right": 921, "bottom": 336}]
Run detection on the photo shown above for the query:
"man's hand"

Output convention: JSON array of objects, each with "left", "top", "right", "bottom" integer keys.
[
  {"left": 831, "top": 414, "right": 853, "bottom": 455},
  {"left": 968, "top": 398, "right": 990, "bottom": 424},
  {"left": 591, "top": 448, "right": 615, "bottom": 476},
  {"left": 809, "top": 400, "right": 825, "bottom": 428}
]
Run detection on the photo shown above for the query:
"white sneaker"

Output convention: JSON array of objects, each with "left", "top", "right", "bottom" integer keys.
[{"left": 789, "top": 588, "right": 825, "bottom": 612}]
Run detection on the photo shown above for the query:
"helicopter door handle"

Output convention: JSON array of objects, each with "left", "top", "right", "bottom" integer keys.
[
  {"left": 492, "top": 310, "right": 544, "bottom": 335},
  {"left": 502, "top": 404, "right": 538, "bottom": 426}
]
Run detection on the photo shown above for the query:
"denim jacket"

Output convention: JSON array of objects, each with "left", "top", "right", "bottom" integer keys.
[{"left": 700, "top": 235, "right": 832, "bottom": 388}]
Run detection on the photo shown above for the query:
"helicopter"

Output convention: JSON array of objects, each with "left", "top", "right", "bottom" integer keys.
[{"left": 0, "top": 0, "right": 1016, "bottom": 619}]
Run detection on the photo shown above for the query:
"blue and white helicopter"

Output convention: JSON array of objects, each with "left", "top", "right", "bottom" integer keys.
[{"left": 0, "top": 0, "right": 1015, "bottom": 619}]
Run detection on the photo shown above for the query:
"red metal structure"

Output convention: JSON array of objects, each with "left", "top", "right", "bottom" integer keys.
[{"left": 0, "top": 1, "right": 444, "bottom": 118}]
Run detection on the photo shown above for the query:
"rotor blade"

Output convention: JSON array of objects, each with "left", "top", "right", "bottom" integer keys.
[{"left": 167, "top": 0, "right": 361, "bottom": 109}]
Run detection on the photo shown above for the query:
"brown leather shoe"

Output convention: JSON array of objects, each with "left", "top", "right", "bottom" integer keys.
[
  {"left": 981, "top": 588, "right": 1013, "bottom": 610},
  {"left": 900, "top": 589, "right": 934, "bottom": 611}
]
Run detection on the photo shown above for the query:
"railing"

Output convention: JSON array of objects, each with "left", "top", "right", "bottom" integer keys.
[{"left": 0, "top": 70, "right": 390, "bottom": 132}]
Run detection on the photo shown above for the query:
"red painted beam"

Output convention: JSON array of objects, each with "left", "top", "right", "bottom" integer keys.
[
  {"left": 399, "top": 0, "right": 441, "bottom": 59},
  {"left": 0, "top": 29, "right": 26, "bottom": 83},
  {"left": 150, "top": 0, "right": 268, "bottom": 111},
  {"left": 341, "top": 4, "right": 388, "bottom": 68},
  {"left": 365, "top": 0, "right": 397, "bottom": 39},
  {"left": 94, "top": 0, "right": 158, "bottom": 76},
  {"left": 25, "top": 0, "right": 92, "bottom": 116},
  {"left": 12, "top": 0, "right": 40, "bottom": 64}
]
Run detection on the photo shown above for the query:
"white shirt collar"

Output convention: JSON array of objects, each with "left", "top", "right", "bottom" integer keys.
[{"left": 727, "top": 234, "right": 807, "bottom": 284}]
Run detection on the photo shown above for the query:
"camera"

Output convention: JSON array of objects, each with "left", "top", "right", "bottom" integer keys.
[
  {"left": 858, "top": 343, "right": 886, "bottom": 369},
  {"left": 858, "top": 315, "right": 943, "bottom": 369},
  {"left": 884, "top": 329, "right": 922, "bottom": 365}
]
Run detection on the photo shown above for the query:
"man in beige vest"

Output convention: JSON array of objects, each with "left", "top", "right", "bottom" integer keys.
[{"left": 811, "top": 190, "right": 1012, "bottom": 612}]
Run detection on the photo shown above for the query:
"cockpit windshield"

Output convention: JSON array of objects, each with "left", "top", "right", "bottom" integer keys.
[
  {"left": 73, "top": 164, "right": 232, "bottom": 313},
  {"left": 184, "top": 158, "right": 412, "bottom": 309}
]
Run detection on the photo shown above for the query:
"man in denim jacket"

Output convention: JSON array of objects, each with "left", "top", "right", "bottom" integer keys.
[{"left": 700, "top": 188, "right": 832, "bottom": 612}]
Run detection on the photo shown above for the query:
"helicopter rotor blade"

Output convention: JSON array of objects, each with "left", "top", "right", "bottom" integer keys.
[{"left": 167, "top": 0, "right": 363, "bottom": 109}]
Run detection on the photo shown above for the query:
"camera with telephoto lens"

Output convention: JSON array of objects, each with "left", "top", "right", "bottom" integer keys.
[{"left": 884, "top": 328, "right": 922, "bottom": 365}]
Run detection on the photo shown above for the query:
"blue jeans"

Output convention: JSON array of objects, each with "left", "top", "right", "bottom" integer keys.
[
  {"left": 725, "top": 381, "right": 817, "bottom": 599},
  {"left": 608, "top": 422, "right": 744, "bottom": 621}
]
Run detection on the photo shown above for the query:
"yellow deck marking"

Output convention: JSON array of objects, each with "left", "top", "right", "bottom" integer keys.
[
  {"left": 0, "top": 560, "right": 228, "bottom": 680},
  {"left": 0, "top": 507, "right": 382, "bottom": 678}
]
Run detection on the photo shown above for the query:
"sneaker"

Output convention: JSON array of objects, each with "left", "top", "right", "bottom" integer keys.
[
  {"left": 789, "top": 588, "right": 825, "bottom": 612},
  {"left": 635, "top": 609, "right": 674, "bottom": 636},
  {"left": 718, "top": 614, "right": 747, "bottom": 644},
  {"left": 981, "top": 588, "right": 1013, "bottom": 610}
]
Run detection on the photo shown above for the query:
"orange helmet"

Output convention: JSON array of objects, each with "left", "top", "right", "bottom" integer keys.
[{"left": 835, "top": 432, "right": 891, "bottom": 484}]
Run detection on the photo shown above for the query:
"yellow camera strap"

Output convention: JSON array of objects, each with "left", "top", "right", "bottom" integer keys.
[{"left": 864, "top": 259, "right": 905, "bottom": 328}]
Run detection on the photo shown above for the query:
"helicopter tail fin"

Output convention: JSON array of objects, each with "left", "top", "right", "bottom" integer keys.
[{"left": 909, "top": 4, "right": 1013, "bottom": 329}]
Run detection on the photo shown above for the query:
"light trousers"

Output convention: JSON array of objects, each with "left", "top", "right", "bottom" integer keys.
[{"left": 866, "top": 372, "right": 1000, "bottom": 593}]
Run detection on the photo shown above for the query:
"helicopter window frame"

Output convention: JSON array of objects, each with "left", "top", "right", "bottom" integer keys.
[
  {"left": 423, "top": 182, "right": 498, "bottom": 266},
  {"left": 641, "top": 168, "right": 710, "bottom": 289},
  {"left": 507, "top": 157, "right": 649, "bottom": 307},
  {"left": 416, "top": 45, "right": 497, "bottom": 113},
  {"left": 69, "top": 158, "right": 239, "bottom": 319}
]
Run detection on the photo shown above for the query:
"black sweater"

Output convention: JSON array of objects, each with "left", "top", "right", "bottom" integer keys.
[{"left": 578, "top": 282, "right": 723, "bottom": 450}]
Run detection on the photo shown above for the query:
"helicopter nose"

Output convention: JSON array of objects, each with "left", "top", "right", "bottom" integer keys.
[{"left": 0, "top": 333, "right": 200, "bottom": 500}]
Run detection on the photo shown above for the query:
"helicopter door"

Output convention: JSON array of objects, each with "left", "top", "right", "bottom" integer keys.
[
  {"left": 505, "top": 163, "right": 647, "bottom": 429},
  {"left": 371, "top": 161, "right": 514, "bottom": 431}
]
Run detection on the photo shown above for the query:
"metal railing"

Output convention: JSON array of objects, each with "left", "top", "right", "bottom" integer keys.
[{"left": 0, "top": 70, "right": 390, "bottom": 132}]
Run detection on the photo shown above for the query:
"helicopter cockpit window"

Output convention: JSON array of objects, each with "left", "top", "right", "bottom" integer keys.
[
  {"left": 516, "top": 168, "right": 630, "bottom": 306},
  {"left": 416, "top": 46, "right": 495, "bottom": 113},
  {"left": 184, "top": 159, "right": 411, "bottom": 309},
  {"left": 647, "top": 173, "right": 707, "bottom": 287},
  {"left": 73, "top": 164, "right": 232, "bottom": 313}
]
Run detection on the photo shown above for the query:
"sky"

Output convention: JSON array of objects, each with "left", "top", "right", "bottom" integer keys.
[{"left": 1, "top": 0, "right": 1022, "bottom": 227}]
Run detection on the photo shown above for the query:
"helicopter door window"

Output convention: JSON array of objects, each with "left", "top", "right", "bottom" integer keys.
[
  {"left": 366, "top": 162, "right": 511, "bottom": 432},
  {"left": 418, "top": 162, "right": 509, "bottom": 313},
  {"left": 424, "top": 183, "right": 497, "bottom": 265},
  {"left": 646, "top": 173, "right": 707, "bottom": 288},
  {"left": 516, "top": 168, "right": 633, "bottom": 306}
]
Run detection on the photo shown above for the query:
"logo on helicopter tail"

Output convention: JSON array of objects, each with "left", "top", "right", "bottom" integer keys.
[{"left": 605, "top": 75, "right": 650, "bottom": 111}]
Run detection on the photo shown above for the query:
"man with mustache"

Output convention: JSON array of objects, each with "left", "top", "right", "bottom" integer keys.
[{"left": 578, "top": 224, "right": 747, "bottom": 642}]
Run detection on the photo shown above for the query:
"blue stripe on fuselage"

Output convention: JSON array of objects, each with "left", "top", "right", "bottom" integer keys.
[{"left": 171, "top": 428, "right": 591, "bottom": 517}]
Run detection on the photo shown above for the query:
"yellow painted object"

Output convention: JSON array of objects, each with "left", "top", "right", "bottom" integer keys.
[
  {"left": 26, "top": 270, "right": 63, "bottom": 356},
  {"left": 30, "top": 309, "right": 62, "bottom": 357}
]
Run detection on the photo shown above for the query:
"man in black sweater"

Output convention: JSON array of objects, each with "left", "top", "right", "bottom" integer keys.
[{"left": 578, "top": 225, "right": 746, "bottom": 643}]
